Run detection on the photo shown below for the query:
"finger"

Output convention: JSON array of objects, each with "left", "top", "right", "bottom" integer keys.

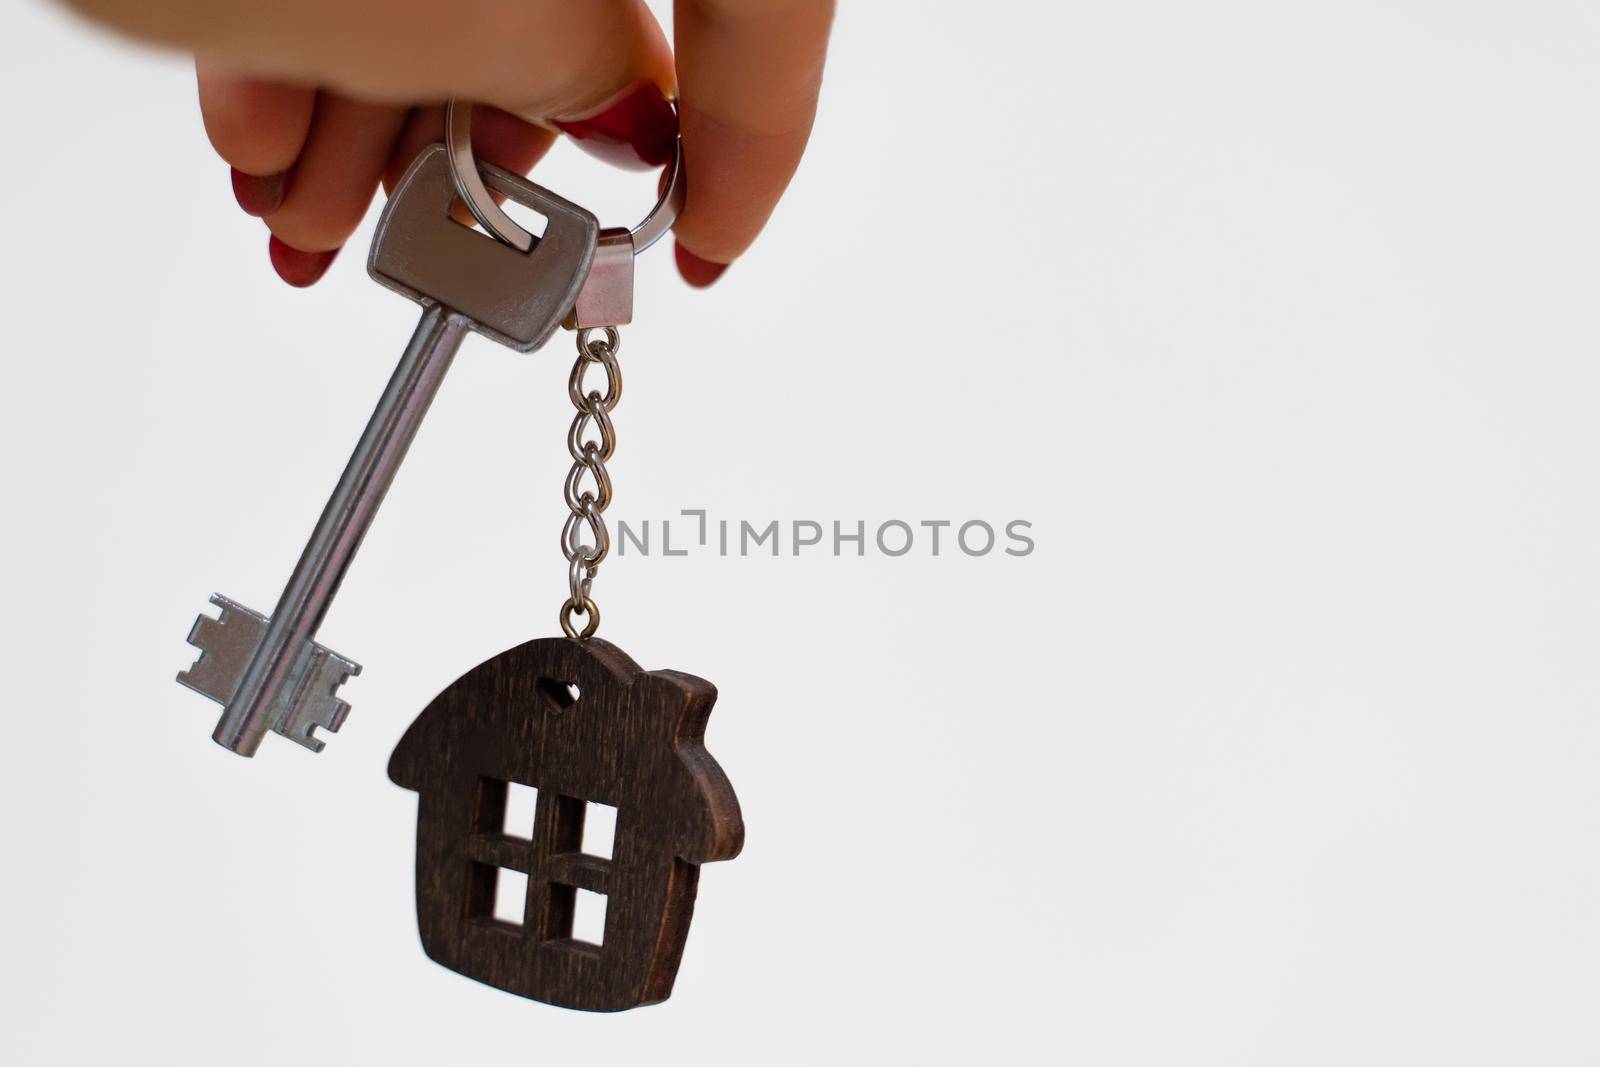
[
  {"left": 196, "top": 63, "right": 315, "bottom": 217},
  {"left": 671, "top": 0, "right": 836, "bottom": 283},
  {"left": 506, "top": 1, "right": 678, "bottom": 173},
  {"left": 81, "top": 0, "right": 676, "bottom": 134},
  {"left": 264, "top": 93, "right": 410, "bottom": 285}
]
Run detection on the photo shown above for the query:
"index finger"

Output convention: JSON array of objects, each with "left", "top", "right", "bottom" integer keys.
[{"left": 671, "top": 0, "right": 835, "bottom": 285}]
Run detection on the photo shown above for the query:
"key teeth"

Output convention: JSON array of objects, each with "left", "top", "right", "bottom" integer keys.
[
  {"left": 177, "top": 594, "right": 268, "bottom": 706},
  {"left": 285, "top": 728, "right": 326, "bottom": 754},
  {"left": 326, "top": 695, "right": 353, "bottom": 734},
  {"left": 177, "top": 593, "right": 361, "bottom": 754},
  {"left": 274, "top": 647, "right": 361, "bottom": 752}
]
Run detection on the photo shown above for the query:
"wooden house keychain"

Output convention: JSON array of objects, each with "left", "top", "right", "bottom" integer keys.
[{"left": 177, "top": 101, "right": 743, "bottom": 1012}]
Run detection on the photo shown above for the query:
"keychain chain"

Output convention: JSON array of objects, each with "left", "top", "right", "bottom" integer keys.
[
  {"left": 560, "top": 326, "right": 622, "bottom": 639},
  {"left": 432, "top": 103, "right": 679, "bottom": 643}
]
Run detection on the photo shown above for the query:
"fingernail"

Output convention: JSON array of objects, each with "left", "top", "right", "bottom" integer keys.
[
  {"left": 268, "top": 235, "right": 339, "bottom": 288},
  {"left": 231, "top": 167, "right": 286, "bottom": 217},
  {"left": 675, "top": 242, "right": 729, "bottom": 288},
  {"left": 555, "top": 81, "right": 677, "bottom": 171}
]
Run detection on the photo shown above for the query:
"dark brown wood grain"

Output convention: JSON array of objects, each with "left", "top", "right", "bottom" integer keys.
[{"left": 389, "top": 637, "right": 742, "bottom": 1012}]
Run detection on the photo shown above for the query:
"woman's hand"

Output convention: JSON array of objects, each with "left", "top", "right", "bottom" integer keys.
[{"left": 65, "top": 0, "right": 834, "bottom": 286}]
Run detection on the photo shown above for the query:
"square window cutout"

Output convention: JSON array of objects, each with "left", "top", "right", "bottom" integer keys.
[
  {"left": 582, "top": 801, "right": 617, "bottom": 859},
  {"left": 498, "top": 198, "right": 550, "bottom": 241},
  {"left": 452, "top": 196, "right": 549, "bottom": 241},
  {"left": 573, "top": 888, "right": 607, "bottom": 945},
  {"left": 502, "top": 782, "right": 539, "bottom": 840},
  {"left": 493, "top": 868, "right": 529, "bottom": 925}
]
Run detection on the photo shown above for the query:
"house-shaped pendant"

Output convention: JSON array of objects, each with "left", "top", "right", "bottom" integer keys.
[{"left": 389, "top": 637, "right": 743, "bottom": 1011}]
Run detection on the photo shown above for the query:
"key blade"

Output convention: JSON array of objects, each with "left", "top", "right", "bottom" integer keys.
[{"left": 178, "top": 594, "right": 361, "bottom": 754}]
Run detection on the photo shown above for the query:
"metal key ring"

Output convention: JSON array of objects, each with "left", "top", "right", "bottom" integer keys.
[{"left": 445, "top": 99, "right": 682, "bottom": 256}]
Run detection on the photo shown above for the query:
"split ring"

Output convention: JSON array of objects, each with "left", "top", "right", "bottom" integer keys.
[{"left": 445, "top": 99, "right": 683, "bottom": 256}]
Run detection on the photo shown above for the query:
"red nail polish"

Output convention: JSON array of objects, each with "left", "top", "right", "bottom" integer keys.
[
  {"left": 232, "top": 168, "right": 286, "bottom": 217},
  {"left": 675, "top": 242, "right": 729, "bottom": 288},
  {"left": 268, "top": 236, "right": 339, "bottom": 288},
  {"left": 555, "top": 82, "right": 677, "bottom": 171}
]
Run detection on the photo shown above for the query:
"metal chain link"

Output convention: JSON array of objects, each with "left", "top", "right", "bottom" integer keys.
[{"left": 560, "top": 326, "right": 622, "bottom": 639}]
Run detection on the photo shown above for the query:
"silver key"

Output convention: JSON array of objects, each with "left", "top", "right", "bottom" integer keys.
[{"left": 179, "top": 145, "right": 600, "bottom": 756}]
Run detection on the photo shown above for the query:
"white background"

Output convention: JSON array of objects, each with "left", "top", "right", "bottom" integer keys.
[{"left": 3, "top": 1, "right": 1599, "bottom": 1063}]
